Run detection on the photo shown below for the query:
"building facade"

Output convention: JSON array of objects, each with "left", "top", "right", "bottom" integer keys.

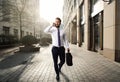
[
  {"left": 0, "top": 0, "right": 40, "bottom": 40},
  {"left": 63, "top": 0, "right": 120, "bottom": 62}
]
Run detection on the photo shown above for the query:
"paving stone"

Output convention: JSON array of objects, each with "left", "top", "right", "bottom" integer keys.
[{"left": 0, "top": 45, "right": 120, "bottom": 82}]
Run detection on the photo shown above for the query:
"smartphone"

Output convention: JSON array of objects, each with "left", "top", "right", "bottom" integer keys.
[{"left": 53, "top": 23, "right": 56, "bottom": 27}]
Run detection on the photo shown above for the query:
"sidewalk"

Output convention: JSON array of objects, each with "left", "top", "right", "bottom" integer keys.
[{"left": 0, "top": 45, "right": 120, "bottom": 82}]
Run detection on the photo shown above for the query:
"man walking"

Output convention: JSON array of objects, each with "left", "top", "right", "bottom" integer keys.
[{"left": 44, "top": 17, "right": 70, "bottom": 80}]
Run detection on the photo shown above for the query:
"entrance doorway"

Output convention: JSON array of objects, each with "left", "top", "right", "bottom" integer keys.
[{"left": 90, "top": 12, "right": 103, "bottom": 52}]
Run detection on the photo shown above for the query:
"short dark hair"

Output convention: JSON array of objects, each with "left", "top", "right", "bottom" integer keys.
[{"left": 56, "top": 17, "right": 61, "bottom": 22}]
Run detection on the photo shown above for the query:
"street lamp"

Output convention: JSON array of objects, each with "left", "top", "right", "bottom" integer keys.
[{"left": 102, "top": 0, "right": 111, "bottom": 4}]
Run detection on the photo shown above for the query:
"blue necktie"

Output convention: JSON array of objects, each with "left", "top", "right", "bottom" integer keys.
[{"left": 58, "top": 28, "right": 61, "bottom": 47}]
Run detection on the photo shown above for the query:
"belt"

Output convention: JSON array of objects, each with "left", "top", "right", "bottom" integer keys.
[{"left": 53, "top": 46, "right": 64, "bottom": 48}]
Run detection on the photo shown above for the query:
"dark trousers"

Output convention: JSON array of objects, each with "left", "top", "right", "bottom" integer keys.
[{"left": 52, "top": 46, "right": 65, "bottom": 75}]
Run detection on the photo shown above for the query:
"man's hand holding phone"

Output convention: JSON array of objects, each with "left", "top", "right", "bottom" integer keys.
[{"left": 52, "top": 23, "right": 56, "bottom": 27}]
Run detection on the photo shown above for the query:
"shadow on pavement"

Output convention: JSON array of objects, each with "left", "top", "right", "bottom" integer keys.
[
  {"left": 11, "top": 53, "right": 36, "bottom": 82},
  {"left": 0, "top": 51, "right": 37, "bottom": 69},
  {"left": 61, "top": 72, "right": 70, "bottom": 82},
  {"left": 0, "top": 51, "right": 38, "bottom": 82}
]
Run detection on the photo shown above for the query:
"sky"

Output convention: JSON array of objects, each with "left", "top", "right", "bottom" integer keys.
[{"left": 39, "top": 0, "right": 63, "bottom": 23}]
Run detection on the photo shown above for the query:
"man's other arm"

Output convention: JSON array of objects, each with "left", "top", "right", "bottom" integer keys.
[{"left": 63, "top": 33, "right": 70, "bottom": 51}]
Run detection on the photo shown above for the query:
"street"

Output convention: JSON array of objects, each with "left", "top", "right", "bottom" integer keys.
[{"left": 0, "top": 45, "right": 120, "bottom": 82}]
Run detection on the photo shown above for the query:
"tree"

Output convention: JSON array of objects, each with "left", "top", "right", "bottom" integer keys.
[
  {"left": 0, "top": 0, "right": 11, "bottom": 21},
  {"left": 0, "top": 0, "right": 40, "bottom": 40},
  {"left": 10, "top": 0, "right": 27, "bottom": 39},
  {"left": 10, "top": 0, "right": 40, "bottom": 39}
]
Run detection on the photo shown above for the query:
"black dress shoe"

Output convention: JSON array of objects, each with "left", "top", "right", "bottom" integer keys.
[{"left": 56, "top": 75, "right": 60, "bottom": 80}]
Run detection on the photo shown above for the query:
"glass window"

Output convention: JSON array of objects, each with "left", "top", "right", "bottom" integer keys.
[
  {"left": 14, "top": 29, "right": 18, "bottom": 37},
  {"left": 90, "top": 0, "right": 99, "bottom": 13},
  {"left": 3, "top": 26, "right": 10, "bottom": 35},
  {"left": 22, "top": 30, "right": 24, "bottom": 37},
  {"left": 26, "top": 32, "right": 29, "bottom": 35},
  {"left": 30, "top": 32, "right": 32, "bottom": 35}
]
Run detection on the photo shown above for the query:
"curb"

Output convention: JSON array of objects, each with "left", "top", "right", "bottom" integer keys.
[{"left": 0, "top": 47, "right": 19, "bottom": 58}]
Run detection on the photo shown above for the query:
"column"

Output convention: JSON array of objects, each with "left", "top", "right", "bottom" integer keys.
[
  {"left": 84, "top": 0, "right": 90, "bottom": 50},
  {"left": 77, "top": 5, "right": 81, "bottom": 47},
  {"left": 70, "top": 22, "right": 73, "bottom": 43}
]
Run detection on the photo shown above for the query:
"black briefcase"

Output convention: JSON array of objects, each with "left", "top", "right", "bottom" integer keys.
[{"left": 66, "top": 51, "right": 73, "bottom": 66}]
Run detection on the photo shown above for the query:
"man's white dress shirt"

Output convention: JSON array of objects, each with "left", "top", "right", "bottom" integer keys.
[{"left": 44, "top": 25, "right": 69, "bottom": 48}]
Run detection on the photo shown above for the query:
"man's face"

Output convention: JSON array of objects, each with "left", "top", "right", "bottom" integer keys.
[{"left": 55, "top": 19, "right": 61, "bottom": 27}]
